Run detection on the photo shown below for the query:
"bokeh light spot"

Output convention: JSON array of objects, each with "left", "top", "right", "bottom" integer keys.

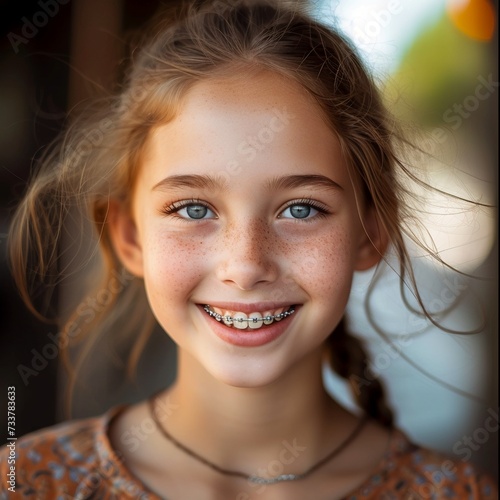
[{"left": 446, "top": 0, "right": 496, "bottom": 41}]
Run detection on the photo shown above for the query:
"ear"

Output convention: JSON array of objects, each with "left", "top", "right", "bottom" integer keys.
[
  {"left": 354, "top": 206, "right": 389, "bottom": 271},
  {"left": 107, "top": 201, "right": 144, "bottom": 278}
]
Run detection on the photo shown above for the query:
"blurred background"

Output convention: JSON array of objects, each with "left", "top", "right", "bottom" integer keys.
[{"left": 1, "top": 0, "right": 497, "bottom": 480}]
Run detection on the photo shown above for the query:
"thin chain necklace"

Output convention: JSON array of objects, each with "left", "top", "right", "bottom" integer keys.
[{"left": 149, "top": 395, "right": 367, "bottom": 485}]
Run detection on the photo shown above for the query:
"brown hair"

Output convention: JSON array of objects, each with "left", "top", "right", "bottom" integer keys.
[{"left": 7, "top": 0, "right": 474, "bottom": 425}]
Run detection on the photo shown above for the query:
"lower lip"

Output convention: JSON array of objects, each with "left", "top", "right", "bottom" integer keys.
[{"left": 198, "top": 306, "right": 298, "bottom": 347}]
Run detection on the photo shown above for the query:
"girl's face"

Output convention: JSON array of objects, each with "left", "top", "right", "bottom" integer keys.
[{"left": 113, "top": 71, "right": 384, "bottom": 387}]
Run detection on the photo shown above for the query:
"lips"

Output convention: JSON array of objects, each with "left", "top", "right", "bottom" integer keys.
[
  {"left": 203, "top": 305, "right": 295, "bottom": 330},
  {"left": 199, "top": 303, "right": 299, "bottom": 347}
]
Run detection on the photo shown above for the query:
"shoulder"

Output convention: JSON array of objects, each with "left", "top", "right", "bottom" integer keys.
[
  {"left": 355, "top": 428, "right": 498, "bottom": 499},
  {"left": 0, "top": 405, "right": 144, "bottom": 500}
]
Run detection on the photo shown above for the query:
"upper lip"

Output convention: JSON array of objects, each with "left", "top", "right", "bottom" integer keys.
[{"left": 198, "top": 302, "right": 297, "bottom": 314}]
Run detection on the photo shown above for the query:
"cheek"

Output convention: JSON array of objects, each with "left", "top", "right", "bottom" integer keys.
[
  {"left": 282, "top": 227, "right": 357, "bottom": 299},
  {"left": 141, "top": 232, "right": 208, "bottom": 303}
]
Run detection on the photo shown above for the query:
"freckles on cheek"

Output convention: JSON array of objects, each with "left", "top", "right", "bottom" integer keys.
[
  {"left": 285, "top": 231, "right": 355, "bottom": 295},
  {"left": 143, "top": 234, "right": 207, "bottom": 298}
]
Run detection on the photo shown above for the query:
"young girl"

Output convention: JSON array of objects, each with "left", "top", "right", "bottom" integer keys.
[{"left": 1, "top": 0, "right": 497, "bottom": 498}]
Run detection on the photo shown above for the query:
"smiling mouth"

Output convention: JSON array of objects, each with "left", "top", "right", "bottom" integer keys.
[{"left": 203, "top": 305, "right": 295, "bottom": 331}]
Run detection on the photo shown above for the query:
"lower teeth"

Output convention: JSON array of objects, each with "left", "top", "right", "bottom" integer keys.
[{"left": 203, "top": 306, "right": 294, "bottom": 330}]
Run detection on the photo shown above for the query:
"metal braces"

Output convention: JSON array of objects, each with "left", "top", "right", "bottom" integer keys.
[{"left": 203, "top": 305, "right": 295, "bottom": 324}]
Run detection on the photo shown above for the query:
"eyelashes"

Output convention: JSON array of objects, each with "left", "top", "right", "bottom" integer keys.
[
  {"left": 160, "top": 198, "right": 331, "bottom": 221},
  {"left": 160, "top": 199, "right": 216, "bottom": 220},
  {"left": 278, "top": 198, "right": 330, "bottom": 220}
]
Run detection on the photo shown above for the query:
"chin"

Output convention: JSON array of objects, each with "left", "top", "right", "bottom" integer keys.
[{"left": 203, "top": 359, "right": 288, "bottom": 390}]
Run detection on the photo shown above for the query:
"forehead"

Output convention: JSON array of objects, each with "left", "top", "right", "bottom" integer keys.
[
  {"left": 175, "top": 70, "right": 334, "bottom": 138},
  {"left": 186, "top": 70, "right": 317, "bottom": 112},
  {"left": 140, "top": 70, "right": 351, "bottom": 189}
]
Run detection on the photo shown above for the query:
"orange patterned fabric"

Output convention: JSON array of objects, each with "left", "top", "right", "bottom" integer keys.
[{"left": 1, "top": 406, "right": 497, "bottom": 499}]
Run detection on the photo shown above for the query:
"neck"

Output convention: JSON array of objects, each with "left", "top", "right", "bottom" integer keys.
[{"left": 158, "top": 347, "right": 345, "bottom": 474}]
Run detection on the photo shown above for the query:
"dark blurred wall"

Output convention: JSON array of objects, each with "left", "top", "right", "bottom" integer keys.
[
  {"left": 0, "top": 0, "right": 169, "bottom": 442},
  {"left": 1, "top": 0, "right": 72, "bottom": 442}
]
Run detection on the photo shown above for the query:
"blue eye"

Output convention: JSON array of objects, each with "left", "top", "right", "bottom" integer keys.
[
  {"left": 280, "top": 204, "right": 319, "bottom": 219},
  {"left": 177, "top": 204, "right": 216, "bottom": 220},
  {"left": 162, "top": 200, "right": 217, "bottom": 220}
]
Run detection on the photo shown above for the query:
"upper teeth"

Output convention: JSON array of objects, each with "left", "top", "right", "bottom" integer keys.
[{"left": 203, "top": 305, "right": 295, "bottom": 330}]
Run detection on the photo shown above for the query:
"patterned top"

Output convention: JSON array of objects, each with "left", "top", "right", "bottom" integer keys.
[{"left": 0, "top": 405, "right": 497, "bottom": 499}]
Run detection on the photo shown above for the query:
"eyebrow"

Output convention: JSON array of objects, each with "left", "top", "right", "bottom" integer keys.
[
  {"left": 152, "top": 174, "right": 229, "bottom": 192},
  {"left": 264, "top": 174, "right": 344, "bottom": 192},
  {"left": 152, "top": 173, "right": 343, "bottom": 193}
]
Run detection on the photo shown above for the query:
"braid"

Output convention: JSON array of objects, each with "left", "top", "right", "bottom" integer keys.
[{"left": 327, "top": 318, "right": 394, "bottom": 428}]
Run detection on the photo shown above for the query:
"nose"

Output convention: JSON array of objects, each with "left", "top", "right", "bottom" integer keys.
[{"left": 215, "top": 218, "right": 279, "bottom": 290}]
